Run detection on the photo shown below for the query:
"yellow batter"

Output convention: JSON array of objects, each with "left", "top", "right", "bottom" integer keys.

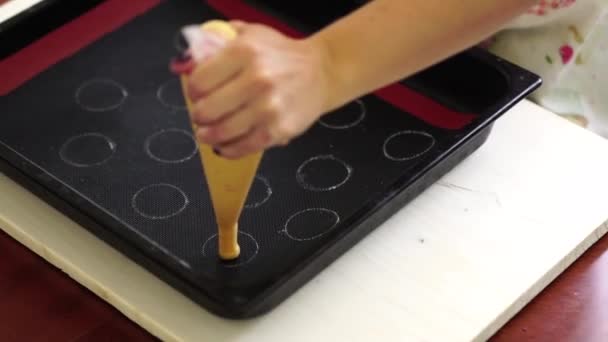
[{"left": 180, "top": 20, "right": 263, "bottom": 260}]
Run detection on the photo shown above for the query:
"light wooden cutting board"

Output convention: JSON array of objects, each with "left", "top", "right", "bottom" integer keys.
[
  {"left": 0, "top": 0, "right": 44, "bottom": 23},
  {"left": 1, "top": 99, "right": 608, "bottom": 341}
]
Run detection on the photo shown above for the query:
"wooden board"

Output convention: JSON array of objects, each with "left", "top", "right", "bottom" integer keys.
[
  {"left": 1, "top": 99, "right": 608, "bottom": 341},
  {"left": 0, "top": 0, "right": 44, "bottom": 24}
]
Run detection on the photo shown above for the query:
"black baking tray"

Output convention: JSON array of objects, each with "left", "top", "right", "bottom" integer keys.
[{"left": 0, "top": 0, "right": 541, "bottom": 318}]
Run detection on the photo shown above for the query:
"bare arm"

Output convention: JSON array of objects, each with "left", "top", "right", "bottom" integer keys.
[
  {"left": 186, "top": 0, "right": 535, "bottom": 158},
  {"left": 310, "top": 0, "right": 537, "bottom": 110}
]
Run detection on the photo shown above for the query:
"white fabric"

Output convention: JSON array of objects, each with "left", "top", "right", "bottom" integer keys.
[{"left": 490, "top": 0, "right": 608, "bottom": 136}]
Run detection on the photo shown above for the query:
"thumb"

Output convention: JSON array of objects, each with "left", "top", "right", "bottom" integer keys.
[{"left": 228, "top": 20, "right": 249, "bottom": 34}]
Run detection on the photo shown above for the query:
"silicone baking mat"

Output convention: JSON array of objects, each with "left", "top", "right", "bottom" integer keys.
[{"left": 0, "top": 0, "right": 541, "bottom": 318}]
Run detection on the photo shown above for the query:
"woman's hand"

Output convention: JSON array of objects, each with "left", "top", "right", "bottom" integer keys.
[{"left": 186, "top": 21, "right": 333, "bottom": 159}]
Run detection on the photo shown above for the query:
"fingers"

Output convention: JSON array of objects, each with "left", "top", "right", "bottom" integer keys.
[
  {"left": 194, "top": 87, "right": 301, "bottom": 157},
  {"left": 208, "top": 110, "right": 296, "bottom": 160},
  {"left": 195, "top": 105, "right": 257, "bottom": 146},
  {"left": 195, "top": 93, "right": 283, "bottom": 147},
  {"left": 190, "top": 70, "right": 261, "bottom": 125},
  {"left": 186, "top": 24, "right": 261, "bottom": 102},
  {"left": 215, "top": 125, "right": 273, "bottom": 159},
  {"left": 183, "top": 21, "right": 313, "bottom": 159},
  {"left": 228, "top": 20, "right": 248, "bottom": 33},
  {"left": 187, "top": 43, "right": 246, "bottom": 100}
]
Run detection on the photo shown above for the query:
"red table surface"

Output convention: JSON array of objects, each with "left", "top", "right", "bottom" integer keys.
[{"left": 0, "top": 227, "right": 607, "bottom": 341}]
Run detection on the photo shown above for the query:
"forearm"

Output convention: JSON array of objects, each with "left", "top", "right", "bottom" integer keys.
[{"left": 308, "top": 0, "right": 536, "bottom": 110}]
